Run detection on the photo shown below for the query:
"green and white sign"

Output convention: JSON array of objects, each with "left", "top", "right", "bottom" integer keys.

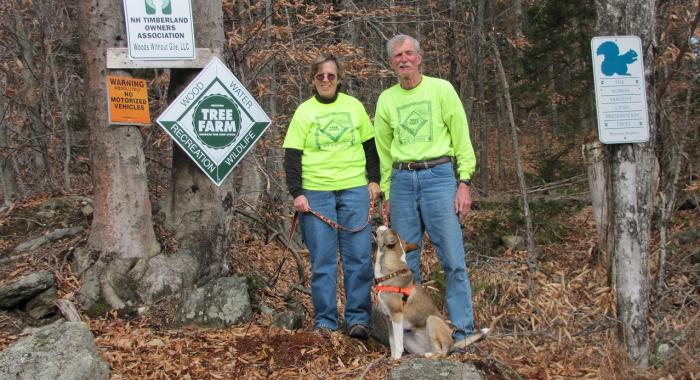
[
  {"left": 156, "top": 57, "right": 271, "bottom": 186},
  {"left": 123, "top": 0, "right": 195, "bottom": 60}
]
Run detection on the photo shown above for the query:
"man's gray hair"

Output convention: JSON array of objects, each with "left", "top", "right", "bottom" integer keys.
[{"left": 386, "top": 34, "right": 421, "bottom": 57}]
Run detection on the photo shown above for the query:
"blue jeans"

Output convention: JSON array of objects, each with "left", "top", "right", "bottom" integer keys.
[
  {"left": 300, "top": 185, "right": 372, "bottom": 330},
  {"left": 389, "top": 162, "right": 475, "bottom": 341}
]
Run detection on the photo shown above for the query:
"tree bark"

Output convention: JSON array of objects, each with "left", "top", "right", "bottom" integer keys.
[
  {"left": 594, "top": 0, "right": 657, "bottom": 367},
  {"left": 583, "top": 141, "right": 614, "bottom": 282},
  {"left": 0, "top": 91, "right": 15, "bottom": 206},
  {"left": 157, "top": 1, "right": 232, "bottom": 301},
  {"left": 491, "top": 35, "right": 539, "bottom": 299},
  {"left": 475, "top": 0, "right": 489, "bottom": 196},
  {"left": 77, "top": 0, "right": 160, "bottom": 311}
]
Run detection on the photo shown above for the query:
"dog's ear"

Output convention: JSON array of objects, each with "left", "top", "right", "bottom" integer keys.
[{"left": 402, "top": 241, "right": 418, "bottom": 252}]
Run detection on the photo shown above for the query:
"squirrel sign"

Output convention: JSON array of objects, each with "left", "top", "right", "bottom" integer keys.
[
  {"left": 596, "top": 41, "right": 639, "bottom": 76},
  {"left": 591, "top": 36, "right": 649, "bottom": 144}
]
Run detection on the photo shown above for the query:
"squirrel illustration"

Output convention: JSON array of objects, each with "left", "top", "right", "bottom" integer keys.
[{"left": 596, "top": 41, "right": 638, "bottom": 76}]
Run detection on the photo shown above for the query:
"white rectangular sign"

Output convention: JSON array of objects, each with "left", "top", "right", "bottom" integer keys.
[
  {"left": 591, "top": 36, "right": 650, "bottom": 144},
  {"left": 123, "top": 0, "right": 195, "bottom": 60}
]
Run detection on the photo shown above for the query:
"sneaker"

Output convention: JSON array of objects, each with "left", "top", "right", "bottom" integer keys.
[{"left": 348, "top": 324, "right": 369, "bottom": 340}]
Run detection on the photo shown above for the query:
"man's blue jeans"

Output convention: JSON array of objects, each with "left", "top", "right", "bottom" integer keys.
[
  {"left": 300, "top": 185, "right": 372, "bottom": 330},
  {"left": 389, "top": 162, "right": 475, "bottom": 341}
]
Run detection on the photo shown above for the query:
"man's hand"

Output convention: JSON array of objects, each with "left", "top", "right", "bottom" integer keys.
[
  {"left": 455, "top": 182, "right": 472, "bottom": 220},
  {"left": 293, "top": 195, "right": 310, "bottom": 213},
  {"left": 368, "top": 182, "right": 381, "bottom": 201}
]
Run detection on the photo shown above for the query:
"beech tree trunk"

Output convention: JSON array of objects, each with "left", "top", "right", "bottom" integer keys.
[
  {"left": 158, "top": 1, "right": 232, "bottom": 299},
  {"left": 583, "top": 141, "right": 614, "bottom": 283},
  {"left": 77, "top": 0, "right": 160, "bottom": 311},
  {"left": 594, "top": 0, "right": 657, "bottom": 367},
  {"left": 0, "top": 89, "right": 15, "bottom": 206}
]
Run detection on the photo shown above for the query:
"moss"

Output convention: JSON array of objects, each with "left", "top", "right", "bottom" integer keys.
[{"left": 86, "top": 295, "right": 110, "bottom": 317}]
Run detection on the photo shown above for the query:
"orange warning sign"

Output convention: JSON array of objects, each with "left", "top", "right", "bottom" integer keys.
[{"left": 107, "top": 76, "right": 150, "bottom": 125}]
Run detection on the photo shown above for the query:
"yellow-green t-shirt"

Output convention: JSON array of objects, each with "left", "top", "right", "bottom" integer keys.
[
  {"left": 282, "top": 93, "right": 374, "bottom": 191},
  {"left": 374, "top": 75, "right": 476, "bottom": 198}
]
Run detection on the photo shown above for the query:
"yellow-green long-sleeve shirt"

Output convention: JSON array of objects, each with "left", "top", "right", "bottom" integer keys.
[{"left": 374, "top": 75, "right": 476, "bottom": 199}]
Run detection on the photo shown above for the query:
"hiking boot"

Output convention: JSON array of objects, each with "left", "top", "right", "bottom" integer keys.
[{"left": 348, "top": 324, "right": 369, "bottom": 340}]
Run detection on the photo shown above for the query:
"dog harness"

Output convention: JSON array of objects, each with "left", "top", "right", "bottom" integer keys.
[{"left": 374, "top": 269, "right": 414, "bottom": 303}]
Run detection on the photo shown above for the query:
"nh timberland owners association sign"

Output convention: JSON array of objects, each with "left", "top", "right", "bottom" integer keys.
[
  {"left": 156, "top": 57, "right": 271, "bottom": 186},
  {"left": 123, "top": 0, "right": 195, "bottom": 60}
]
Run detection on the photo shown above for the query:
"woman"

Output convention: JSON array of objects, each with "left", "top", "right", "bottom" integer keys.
[{"left": 283, "top": 54, "right": 380, "bottom": 339}]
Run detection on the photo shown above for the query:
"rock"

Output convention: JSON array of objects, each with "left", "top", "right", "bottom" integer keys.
[
  {"left": 81, "top": 204, "right": 94, "bottom": 217},
  {"left": 13, "top": 226, "right": 84, "bottom": 253},
  {"left": 689, "top": 249, "right": 700, "bottom": 265},
  {"left": 272, "top": 301, "right": 306, "bottom": 330},
  {"left": 71, "top": 247, "right": 98, "bottom": 275},
  {"left": 132, "top": 250, "right": 197, "bottom": 304},
  {"left": 369, "top": 307, "right": 390, "bottom": 346},
  {"left": 175, "top": 276, "right": 252, "bottom": 328},
  {"left": 25, "top": 286, "right": 58, "bottom": 320},
  {"left": 35, "top": 210, "right": 55, "bottom": 219},
  {"left": 0, "top": 271, "right": 54, "bottom": 309},
  {"left": 0, "top": 320, "right": 110, "bottom": 380},
  {"left": 45, "top": 197, "right": 70, "bottom": 210},
  {"left": 388, "top": 358, "right": 483, "bottom": 380},
  {"left": 675, "top": 229, "right": 700, "bottom": 245},
  {"left": 651, "top": 342, "right": 672, "bottom": 367},
  {"left": 501, "top": 235, "right": 525, "bottom": 250}
]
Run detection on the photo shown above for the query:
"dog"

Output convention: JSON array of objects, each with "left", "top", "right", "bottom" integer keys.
[{"left": 374, "top": 225, "right": 488, "bottom": 359}]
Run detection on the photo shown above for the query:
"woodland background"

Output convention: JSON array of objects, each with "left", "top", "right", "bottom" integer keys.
[{"left": 0, "top": 0, "right": 699, "bottom": 378}]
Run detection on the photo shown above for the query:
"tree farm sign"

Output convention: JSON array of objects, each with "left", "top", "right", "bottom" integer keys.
[{"left": 156, "top": 57, "right": 271, "bottom": 186}]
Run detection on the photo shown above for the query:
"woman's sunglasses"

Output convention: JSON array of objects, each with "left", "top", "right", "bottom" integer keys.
[{"left": 315, "top": 73, "right": 337, "bottom": 81}]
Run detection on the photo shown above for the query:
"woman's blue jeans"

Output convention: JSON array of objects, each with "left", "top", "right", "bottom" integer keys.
[
  {"left": 300, "top": 185, "right": 372, "bottom": 330},
  {"left": 389, "top": 161, "right": 475, "bottom": 341}
]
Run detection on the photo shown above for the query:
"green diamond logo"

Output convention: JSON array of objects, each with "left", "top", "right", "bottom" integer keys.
[
  {"left": 319, "top": 121, "right": 349, "bottom": 143},
  {"left": 157, "top": 57, "right": 270, "bottom": 186},
  {"left": 401, "top": 110, "right": 428, "bottom": 137}
]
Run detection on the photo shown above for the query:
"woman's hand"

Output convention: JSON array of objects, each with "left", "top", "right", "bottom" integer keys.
[
  {"left": 368, "top": 182, "right": 381, "bottom": 201},
  {"left": 294, "top": 195, "right": 310, "bottom": 213}
]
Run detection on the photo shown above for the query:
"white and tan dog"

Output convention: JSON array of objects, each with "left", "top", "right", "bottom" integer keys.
[{"left": 374, "top": 226, "right": 488, "bottom": 359}]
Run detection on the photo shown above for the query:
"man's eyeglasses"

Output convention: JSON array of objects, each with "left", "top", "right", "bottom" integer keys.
[{"left": 315, "top": 73, "right": 337, "bottom": 81}]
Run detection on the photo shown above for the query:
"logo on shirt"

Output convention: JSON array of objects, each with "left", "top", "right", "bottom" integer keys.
[
  {"left": 314, "top": 112, "right": 355, "bottom": 150},
  {"left": 397, "top": 101, "right": 432, "bottom": 145}
]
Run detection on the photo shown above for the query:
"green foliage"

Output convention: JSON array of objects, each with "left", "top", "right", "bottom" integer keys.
[
  {"left": 530, "top": 144, "right": 583, "bottom": 184},
  {"left": 471, "top": 196, "right": 585, "bottom": 257}
]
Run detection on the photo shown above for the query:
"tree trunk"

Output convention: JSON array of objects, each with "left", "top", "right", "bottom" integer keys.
[
  {"left": 583, "top": 142, "right": 614, "bottom": 282},
  {"left": 491, "top": 34, "right": 539, "bottom": 299},
  {"left": 77, "top": 0, "right": 160, "bottom": 312},
  {"left": 594, "top": 0, "right": 657, "bottom": 367},
  {"left": 156, "top": 1, "right": 232, "bottom": 302},
  {"left": 0, "top": 99, "right": 15, "bottom": 206},
  {"left": 8, "top": 1, "right": 52, "bottom": 191},
  {"left": 475, "top": 0, "right": 489, "bottom": 196}
]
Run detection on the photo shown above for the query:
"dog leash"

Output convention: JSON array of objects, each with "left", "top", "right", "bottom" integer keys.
[
  {"left": 304, "top": 195, "right": 376, "bottom": 232},
  {"left": 381, "top": 200, "right": 390, "bottom": 227}
]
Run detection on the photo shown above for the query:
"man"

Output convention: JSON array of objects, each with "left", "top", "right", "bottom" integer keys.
[{"left": 374, "top": 34, "right": 477, "bottom": 348}]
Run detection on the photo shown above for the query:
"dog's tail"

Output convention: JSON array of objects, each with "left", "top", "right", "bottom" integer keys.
[{"left": 426, "top": 315, "right": 453, "bottom": 356}]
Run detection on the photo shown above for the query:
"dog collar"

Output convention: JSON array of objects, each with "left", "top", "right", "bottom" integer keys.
[{"left": 374, "top": 268, "right": 410, "bottom": 285}]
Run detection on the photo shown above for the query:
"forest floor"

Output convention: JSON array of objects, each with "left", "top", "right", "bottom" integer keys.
[{"left": 0, "top": 188, "right": 699, "bottom": 379}]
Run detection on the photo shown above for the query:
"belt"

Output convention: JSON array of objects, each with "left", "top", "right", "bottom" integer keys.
[{"left": 392, "top": 156, "right": 452, "bottom": 170}]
